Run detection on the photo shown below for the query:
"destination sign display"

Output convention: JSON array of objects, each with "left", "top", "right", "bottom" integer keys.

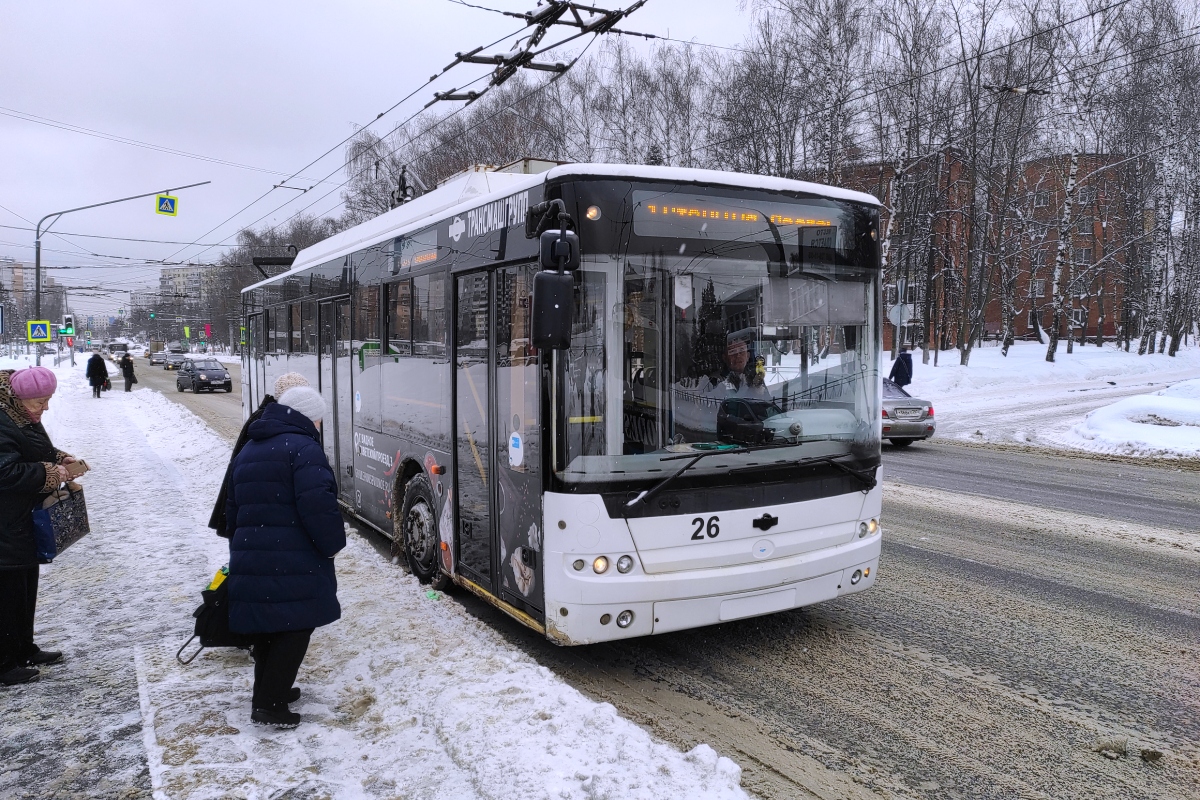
[{"left": 632, "top": 190, "right": 838, "bottom": 246}]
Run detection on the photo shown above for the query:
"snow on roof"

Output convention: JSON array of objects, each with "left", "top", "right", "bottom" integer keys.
[
  {"left": 245, "top": 168, "right": 545, "bottom": 293},
  {"left": 544, "top": 163, "right": 883, "bottom": 207},
  {"left": 244, "top": 163, "right": 882, "bottom": 294}
]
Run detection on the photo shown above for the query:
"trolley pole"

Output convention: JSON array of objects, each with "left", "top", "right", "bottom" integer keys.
[{"left": 33, "top": 181, "right": 210, "bottom": 365}]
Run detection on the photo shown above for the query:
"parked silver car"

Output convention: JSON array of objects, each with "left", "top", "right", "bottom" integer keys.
[{"left": 883, "top": 379, "right": 935, "bottom": 447}]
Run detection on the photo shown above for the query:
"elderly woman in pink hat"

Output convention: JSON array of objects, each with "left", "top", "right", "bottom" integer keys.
[{"left": 0, "top": 366, "right": 75, "bottom": 686}]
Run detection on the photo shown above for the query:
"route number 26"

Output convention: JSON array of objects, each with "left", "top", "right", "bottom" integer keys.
[{"left": 691, "top": 515, "right": 720, "bottom": 540}]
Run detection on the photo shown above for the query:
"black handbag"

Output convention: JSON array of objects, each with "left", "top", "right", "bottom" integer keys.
[
  {"left": 176, "top": 568, "right": 252, "bottom": 664},
  {"left": 31, "top": 483, "right": 91, "bottom": 563}
]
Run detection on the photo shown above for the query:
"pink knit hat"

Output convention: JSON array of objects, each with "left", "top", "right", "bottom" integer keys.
[{"left": 10, "top": 367, "right": 58, "bottom": 399}]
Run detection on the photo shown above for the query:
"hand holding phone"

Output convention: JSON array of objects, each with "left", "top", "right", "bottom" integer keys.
[{"left": 64, "top": 460, "right": 89, "bottom": 479}]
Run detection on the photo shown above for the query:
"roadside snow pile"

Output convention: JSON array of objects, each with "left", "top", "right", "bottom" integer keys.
[
  {"left": 903, "top": 341, "right": 1200, "bottom": 398},
  {"left": 892, "top": 341, "right": 1200, "bottom": 453},
  {"left": 11, "top": 361, "right": 751, "bottom": 800},
  {"left": 0, "top": 354, "right": 39, "bottom": 370},
  {"left": 1067, "top": 379, "right": 1200, "bottom": 458}
]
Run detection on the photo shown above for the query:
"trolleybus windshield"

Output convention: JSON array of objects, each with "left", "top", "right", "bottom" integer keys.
[{"left": 555, "top": 183, "right": 881, "bottom": 490}]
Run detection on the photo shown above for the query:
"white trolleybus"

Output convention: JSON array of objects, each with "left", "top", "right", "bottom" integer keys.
[{"left": 241, "top": 162, "right": 884, "bottom": 645}]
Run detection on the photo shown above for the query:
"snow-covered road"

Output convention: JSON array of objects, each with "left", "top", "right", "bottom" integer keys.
[{"left": 1, "top": 363, "right": 749, "bottom": 800}]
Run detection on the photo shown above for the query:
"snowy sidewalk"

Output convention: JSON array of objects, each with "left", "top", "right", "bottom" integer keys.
[{"left": 0, "top": 367, "right": 749, "bottom": 800}]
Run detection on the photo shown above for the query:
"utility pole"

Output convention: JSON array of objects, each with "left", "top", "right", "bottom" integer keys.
[{"left": 34, "top": 181, "right": 210, "bottom": 364}]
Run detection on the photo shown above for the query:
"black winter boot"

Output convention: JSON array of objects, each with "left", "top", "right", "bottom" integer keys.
[
  {"left": 27, "top": 648, "right": 63, "bottom": 666},
  {"left": 251, "top": 705, "right": 301, "bottom": 728},
  {"left": 1, "top": 666, "right": 40, "bottom": 686}
]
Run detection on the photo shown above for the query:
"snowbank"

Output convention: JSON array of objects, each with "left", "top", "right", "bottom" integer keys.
[
  {"left": 15, "top": 362, "right": 751, "bottom": 800},
  {"left": 1066, "top": 379, "right": 1200, "bottom": 458},
  {"left": 889, "top": 341, "right": 1200, "bottom": 455}
]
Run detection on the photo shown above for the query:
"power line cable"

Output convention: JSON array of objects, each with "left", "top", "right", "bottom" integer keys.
[
  {"left": 0, "top": 223, "right": 229, "bottom": 247},
  {"left": 0, "top": 106, "right": 334, "bottom": 184}
]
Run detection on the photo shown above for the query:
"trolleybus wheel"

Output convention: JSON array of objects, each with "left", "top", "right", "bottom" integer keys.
[{"left": 400, "top": 475, "right": 448, "bottom": 590}]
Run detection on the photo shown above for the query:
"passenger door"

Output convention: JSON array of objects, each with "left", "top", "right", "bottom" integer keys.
[{"left": 452, "top": 266, "right": 543, "bottom": 612}]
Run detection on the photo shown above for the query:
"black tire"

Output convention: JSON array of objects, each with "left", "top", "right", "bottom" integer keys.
[
  {"left": 398, "top": 474, "right": 448, "bottom": 589},
  {"left": 889, "top": 438, "right": 913, "bottom": 448},
  {"left": 176, "top": 382, "right": 183, "bottom": 392}
]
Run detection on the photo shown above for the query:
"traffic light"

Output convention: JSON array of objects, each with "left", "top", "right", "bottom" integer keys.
[
  {"left": 149, "top": 312, "right": 156, "bottom": 319},
  {"left": 60, "top": 315, "right": 75, "bottom": 335}
]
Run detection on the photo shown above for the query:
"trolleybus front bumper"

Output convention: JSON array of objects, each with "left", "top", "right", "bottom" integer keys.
[{"left": 542, "top": 489, "right": 882, "bottom": 645}]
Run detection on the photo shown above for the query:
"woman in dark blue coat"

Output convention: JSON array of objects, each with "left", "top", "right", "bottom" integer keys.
[{"left": 225, "top": 385, "right": 345, "bottom": 727}]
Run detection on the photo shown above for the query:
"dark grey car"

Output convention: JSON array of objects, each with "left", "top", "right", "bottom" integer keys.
[
  {"left": 176, "top": 359, "right": 232, "bottom": 392},
  {"left": 883, "top": 379, "right": 935, "bottom": 447}
]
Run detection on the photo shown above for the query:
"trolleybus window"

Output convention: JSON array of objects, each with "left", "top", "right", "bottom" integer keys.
[{"left": 557, "top": 185, "right": 880, "bottom": 489}]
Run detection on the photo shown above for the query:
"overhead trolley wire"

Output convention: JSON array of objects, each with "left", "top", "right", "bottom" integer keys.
[
  {"left": 160, "top": 21, "right": 532, "bottom": 266},
  {"left": 662, "top": 0, "right": 1138, "bottom": 161},
  {"left": 252, "top": 30, "right": 609, "bottom": 245}
]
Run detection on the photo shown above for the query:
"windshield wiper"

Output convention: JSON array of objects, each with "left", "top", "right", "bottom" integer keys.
[
  {"left": 625, "top": 443, "right": 789, "bottom": 510},
  {"left": 731, "top": 454, "right": 878, "bottom": 491}
]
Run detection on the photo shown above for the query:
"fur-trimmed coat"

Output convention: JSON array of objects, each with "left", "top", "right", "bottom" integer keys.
[{"left": 0, "top": 371, "right": 70, "bottom": 569}]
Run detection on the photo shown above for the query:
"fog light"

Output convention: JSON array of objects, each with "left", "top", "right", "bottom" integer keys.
[
  {"left": 573, "top": 559, "right": 585, "bottom": 571},
  {"left": 850, "top": 569, "right": 863, "bottom": 585},
  {"left": 593, "top": 556, "right": 609, "bottom": 574},
  {"left": 586, "top": 205, "right": 602, "bottom": 220},
  {"left": 616, "top": 555, "right": 634, "bottom": 573},
  {"left": 600, "top": 613, "right": 612, "bottom": 625},
  {"left": 615, "top": 610, "right": 634, "bottom": 628}
]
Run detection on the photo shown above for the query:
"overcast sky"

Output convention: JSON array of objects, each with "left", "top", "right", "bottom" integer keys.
[{"left": 0, "top": 0, "right": 751, "bottom": 321}]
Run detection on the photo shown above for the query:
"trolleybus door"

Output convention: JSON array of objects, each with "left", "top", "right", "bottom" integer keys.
[
  {"left": 454, "top": 272, "right": 493, "bottom": 590},
  {"left": 334, "top": 299, "right": 354, "bottom": 502},
  {"left": 246, "top": 312, "right": 264, "bottom": 409},
  {"left": 453, "top": 267, "right": 544, "bottom": 612},
  {"left": 318, "top": 298, "right": 353, "bottom": 501},
  {"left": 319, "top": 301, "right": 337, "bottom": 475}
]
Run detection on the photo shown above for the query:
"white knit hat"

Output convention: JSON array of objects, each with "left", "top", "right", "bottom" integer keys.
[
  {"left": 278, "top": 386, "right": 325, "bottom": 424},
  {"left": 274, "top": 372, "right": 309, "bottom": 397}
]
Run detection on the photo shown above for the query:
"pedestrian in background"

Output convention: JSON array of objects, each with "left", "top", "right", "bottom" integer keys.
[
  {"left": 889, "top": 345, "right": 914, "bottom": 388},
  {"left": 225, "top": 385, "right": 344, "bottom": 727},
  {"left": 119, "top": 353, "right": 137, "bottom": 392},
  {"left": 208, "top": 372, "right": 310, "bottom": 537},
  {"left": 0, "top": 367, "right": 73, "bottom": 686},
  {"left": 85, "top": 349, "right": 107, "bottom": 399}
]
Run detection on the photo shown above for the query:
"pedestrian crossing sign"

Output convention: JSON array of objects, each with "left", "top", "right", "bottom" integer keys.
[
  {"left": 156, "top": 194, "right": 178, "bottom": 216},
  {"left": 26, "top": 320, "right": 51, "bottom": 342}
]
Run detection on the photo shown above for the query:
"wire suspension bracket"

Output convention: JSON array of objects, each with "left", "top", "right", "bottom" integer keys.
[{"left": 427, "top": 0, "right": 650, "bottom": 108}]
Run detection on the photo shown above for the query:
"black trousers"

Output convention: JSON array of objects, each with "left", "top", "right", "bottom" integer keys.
[
  {"left": 252, "top": 628, "right": 313, "bottom": 710},
  {"left": 0, "top": 566, "right": 39, "bottom": 672},
  {"left": 124, "top": 377, "right": 133, "bottom": 392},
  {"left": 92, "top": 385, "right": 101, "bottom": 398}
]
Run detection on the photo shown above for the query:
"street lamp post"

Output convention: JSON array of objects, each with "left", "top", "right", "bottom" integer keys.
[{"left": 34, "top": 180, "right": 210, "bottom": 365}]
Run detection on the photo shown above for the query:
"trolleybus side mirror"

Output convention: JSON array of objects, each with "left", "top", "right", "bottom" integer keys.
[
  {"left": 531, "top": 271, "right": 574, "bottom": 350},
  {"left": 539, "top": 229, "right": 580, "bottom": 272}
]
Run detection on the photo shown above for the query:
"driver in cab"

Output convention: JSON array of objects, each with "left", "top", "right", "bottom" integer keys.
[{"left": 721, "top": 335, "right": 771, "bottom": 400}]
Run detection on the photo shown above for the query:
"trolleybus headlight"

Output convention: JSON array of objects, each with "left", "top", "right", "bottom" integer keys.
[
  {"left": 859, "top": 522, "right": 868, "bottom": 537},
  {"left": 850, "top": 569, "right": 863, "bottom": 585},
  {"left": 616, "top": 555, "right": 634, "bottom": 574},
  {"left": 573, "top": 559, "right": 585, "bottom": 571},
  {"left": 615, "top": 610, "right": 634, "bottom": 628},
  {"left": 593, "top": 556, "right": 609, "bottom": 574},
  {"left": 586, "top": 205, "right": 602, "bottom": 221},
  {"left": 868, "top": 518, "right": 879, "bottom": 534}
]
